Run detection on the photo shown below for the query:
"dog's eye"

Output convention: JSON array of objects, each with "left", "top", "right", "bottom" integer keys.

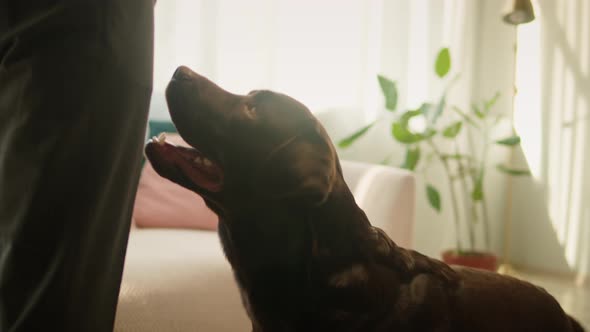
[{"left": 244, "top": 103, "right": 257, "bottom": 119}]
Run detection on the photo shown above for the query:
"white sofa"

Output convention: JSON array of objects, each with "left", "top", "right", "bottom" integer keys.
[{"left": 114, "top": 160, "right": 415, "bottom": 332}]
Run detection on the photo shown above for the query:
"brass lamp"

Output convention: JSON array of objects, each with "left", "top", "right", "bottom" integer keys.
[{"left": 503, "top": 0, "right": 535, "bottom": 25}]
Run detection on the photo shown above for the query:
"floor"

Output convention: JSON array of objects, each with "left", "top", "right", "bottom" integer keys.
[{"left": 510, "top": 268, "right": 590, "bottom": 328}]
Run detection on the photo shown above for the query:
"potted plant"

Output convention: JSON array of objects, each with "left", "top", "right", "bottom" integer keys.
[{"left": 339, "top": 48, "right": 529, "bottom": 271}]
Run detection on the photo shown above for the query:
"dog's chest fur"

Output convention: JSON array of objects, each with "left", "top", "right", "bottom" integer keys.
[{"left": 214, "top": 194, "right": 460, "bottom": 331}]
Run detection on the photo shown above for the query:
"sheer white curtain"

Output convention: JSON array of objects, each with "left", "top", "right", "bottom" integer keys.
[{"left": 150, "top": 0, "right": 479, "bottom": 123}]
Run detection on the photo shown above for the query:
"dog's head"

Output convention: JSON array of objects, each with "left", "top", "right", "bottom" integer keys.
[{"left": 145, "top": 66, "right": 341, "bottom": 216}]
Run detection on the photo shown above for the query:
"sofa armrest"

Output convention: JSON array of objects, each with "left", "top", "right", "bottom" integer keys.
[{"left": 340, "top": 160, "right": 415, "bottom": 249}]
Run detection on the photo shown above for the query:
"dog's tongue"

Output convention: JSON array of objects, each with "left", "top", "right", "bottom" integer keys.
[{"left": 149, "top": 134, "right": 223, "bottom": 192}]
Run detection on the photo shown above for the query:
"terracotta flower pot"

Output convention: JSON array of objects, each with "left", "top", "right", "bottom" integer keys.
[{"left": 441, "top": 249, "right": 498, "bottom": 271}]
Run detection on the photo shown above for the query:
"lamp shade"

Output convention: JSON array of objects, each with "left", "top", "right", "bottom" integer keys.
[{"left": 502, "top": 0, "right": 535, "bottom": 25}]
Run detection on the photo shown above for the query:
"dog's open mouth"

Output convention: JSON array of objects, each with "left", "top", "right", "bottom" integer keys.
[{"left": 145, "top": 133, "right": 224, "bottom": 193}]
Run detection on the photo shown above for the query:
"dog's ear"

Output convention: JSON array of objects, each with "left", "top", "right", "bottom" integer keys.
[{"left": 260, "top": 123, "right": 340, "bottom": 206}]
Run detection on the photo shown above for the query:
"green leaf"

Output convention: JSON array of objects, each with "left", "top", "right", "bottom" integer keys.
[
  {"left": 442, "top": 121, "right": 463, "bottom": 138},
  {"left": 435, "top": 48, "right": 451, "bottom": 78},
  {"left": 338, "top": 122, "right": 375, "bottom": 148},
  {"left": 377, "top": 75, "right": 398, "bottom": 111},
  {"left": 419, "top": 102, "right": 433, "bottom": 115},
  {"left": 418, "top": 102, "right": 433, "bottom": 123},
  {"left": 422, "top": 128, "right": 437, "bottom": 139},
  {"left": 392, "top": 122, "right": 423, "bottom": 144},
  {"left": 426, "top": 184, "right": 441, "bottom": 212},
  {"left": 401, "top": 146, "right": 421, "bottom": 171},
  {"left": 484, "top": 92, "right": 501, "bottom": 112},
  {"left": 496, "top": 164, "right": 531, "bottom": 176},
  {"left": 471, "top": 170, "right": 484, "bottom": 201},
  {"left": 432, "top": 95, "right": 446, "bottom": 125},
  {"left": 399, "top": 109, "right": 423, "bottom": 125},
  {"left": 391, "top": 109, "right": 437, "bottom": 144},
  {"left": 472, "top": 103, "right": 485, "bottom": 119},
  {"left": 392, "top": 110, "right": 434, "bottom": 144},
  {"left": 441, "top": 153, "right": 472, "bottom": 161},
  {"left": 496, "top": 136, "right": 521, "bottom": 146}
]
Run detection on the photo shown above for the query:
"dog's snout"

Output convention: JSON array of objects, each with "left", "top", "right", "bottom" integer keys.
[{"left": 173, "top": 66, "right": 194, "bottom": 80}]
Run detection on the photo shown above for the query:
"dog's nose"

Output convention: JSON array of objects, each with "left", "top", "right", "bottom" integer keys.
[{"left": 173, "top": 66, "right": 193, "bottom": 80}]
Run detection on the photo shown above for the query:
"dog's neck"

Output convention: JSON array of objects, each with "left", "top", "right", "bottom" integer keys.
[
  {"left": 218, "top": 177, "right": 371, "bottom": 283},
  {"left": 309, "top": 179, "right": 370, "bottom": 242},
  {"left": 218, "top": 177, "right": 387, "bottom": 325}
]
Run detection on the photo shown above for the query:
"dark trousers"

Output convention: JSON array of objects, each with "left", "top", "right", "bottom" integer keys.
[{"left": 0, "top": 1, "right": 154, "bottom": 331}]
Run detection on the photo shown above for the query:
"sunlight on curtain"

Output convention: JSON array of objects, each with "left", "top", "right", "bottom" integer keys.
[
  {"left": 514, "top": 14, "right": 541, "bottom": 178},
  {"left": 513, "top": 0, "right": 590, "bottom": 276},
  {"left": 150, "top": 0, "right": 475, "bottom": 121}
]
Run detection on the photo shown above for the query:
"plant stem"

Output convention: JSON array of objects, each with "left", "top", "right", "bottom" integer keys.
[
  {"left": 427, "top": 139, "right": 463, "bottom": 252},
  {"left": 455, "top": 144, "right": 476, "bottom": 251},
  {"left": 480, "top": 125, "right": 492, "bottom": 251},
  {"left": 465, "top": 124, "right": 489, "bottom": 251},
  {"left": 481, "top": 194, "right": 491, "bottom": 250}
]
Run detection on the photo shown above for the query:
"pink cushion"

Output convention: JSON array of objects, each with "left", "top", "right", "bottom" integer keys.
[{"left": 133, "top": 133, "right": 218, "bottom": 230}]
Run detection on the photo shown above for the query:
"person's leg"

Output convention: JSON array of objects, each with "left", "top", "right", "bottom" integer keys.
[{"left": 0, "top": 1, "right": 153, "bottom": 331}]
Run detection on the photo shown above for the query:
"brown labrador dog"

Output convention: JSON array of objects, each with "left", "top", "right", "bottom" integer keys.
[{"left": 145, "top": 66, "right": 584, "bottom": 332}]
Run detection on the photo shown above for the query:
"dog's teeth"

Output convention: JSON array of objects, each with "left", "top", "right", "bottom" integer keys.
[
  {"left": 194, "top": 157, "right": 203, "bottom": 164},
  {"left": 157, "top": 133, "right": 167, "bottom": 145},
  {"left": 203, "top": 158, "right": 212, "bottom": 167}
]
